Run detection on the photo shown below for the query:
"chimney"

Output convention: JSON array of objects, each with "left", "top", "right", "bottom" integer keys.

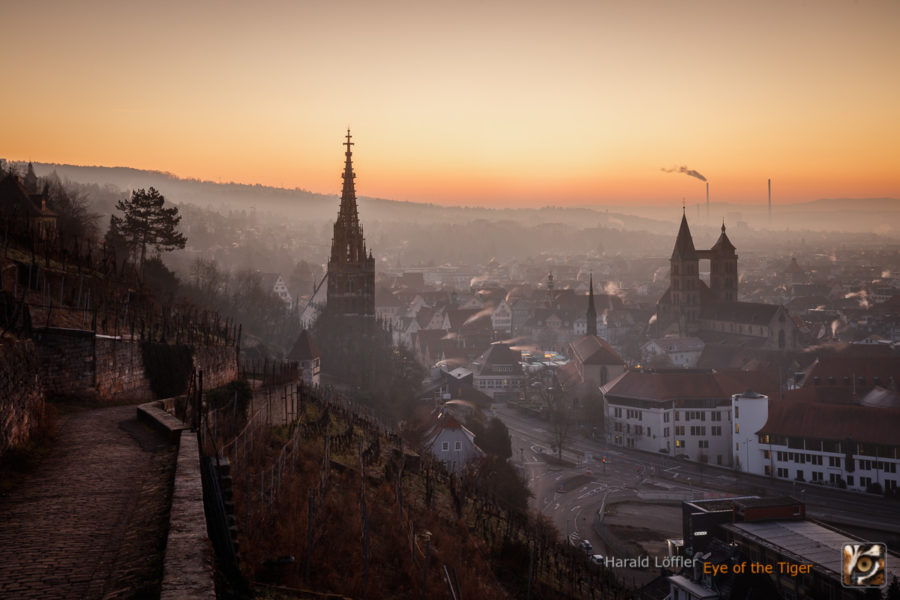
[
  {"left": 768, "top": 178, "right": 772, "bottom": 224},
  {"left": 706, "top": 182, "right": 709, "bottom": 218}
]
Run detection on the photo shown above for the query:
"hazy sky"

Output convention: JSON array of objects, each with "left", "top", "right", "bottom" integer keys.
[{"left": 2, "top": 0, "right": 899, "bottom": 207}]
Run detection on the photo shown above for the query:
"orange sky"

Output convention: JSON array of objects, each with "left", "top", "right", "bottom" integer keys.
[{"left": 2, "top": 0, "right": 899, "bottom": 207}]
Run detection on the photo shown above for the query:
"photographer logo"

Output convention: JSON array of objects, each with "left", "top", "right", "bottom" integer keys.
[{"left": 842, "top": 543, "right": 886, "bottom": 588}]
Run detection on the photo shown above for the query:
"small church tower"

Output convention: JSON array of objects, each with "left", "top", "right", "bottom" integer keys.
[
  {"left": 669, "top": 208, "right": 701, "bottom": 331},
  {"left": 586, "top": 273, "right": 598, "bottom": 336},
  {"left": 326, "top": 130, "right": 375, "bottom": 323},
  {"left": 708, "top": 221, "right": 738, "bottom": 303}
]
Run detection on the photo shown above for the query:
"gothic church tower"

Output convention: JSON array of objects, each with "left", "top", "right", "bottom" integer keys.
[{"left": 326, "top": 130, "right": 375, "bottom": 323}]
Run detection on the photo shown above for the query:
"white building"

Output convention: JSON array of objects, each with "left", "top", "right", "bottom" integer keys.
[
  {"left": 491, "top": 300, "right": 512, "bottom": 335},
  {"left": 287, "top": 329, "right": 321, "bottom": 387},
  {"left": 640, "top": 336, "right": 705, "bottom": 368},
  {"left": 601, "top": 369, "right": 778, "bottom": 466},
  {"left": 731, "top": 390, "right": 769, "bottom": 474},
  {"left": 259, "top": 272, "right": 293, "bottom": 308},
  {"left": 739, "top": 390, "right": 900, "bottom": 493},
  {"left": 422, "top": 408, "right": 485, "bottom": 473},
  {"left": 472, "top": 342, "right": 525, "bottom": 402}
]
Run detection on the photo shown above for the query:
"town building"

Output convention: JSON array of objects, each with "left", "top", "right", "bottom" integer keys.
[
  {"left": 735, "top": 389, "right": 900, "bottom": 493},
  {"left": 673, "top": 496, "right": 897, "bottom": 600},
  {"left": 258, "top": 272, "right": 292, "bottom": 308},
  {"left": 601, "top": 368, "right": 779, "bottom": 465},
  {"left": 641, "top": 336, "right": 705, "bottom": 368},
  {"left": 472, "top": 342, "right": 525, "bottom": 402},
  {"left": 0, "top": 173, "right": 57, "bottom": 240},
  {"left": 422, "top": 407, "right": 485, "bottom": 473},
  {"left": 287, "top": 329, "right": 321, "bottom": 387}
]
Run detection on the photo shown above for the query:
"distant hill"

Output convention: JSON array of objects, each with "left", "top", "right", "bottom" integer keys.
[{"left": 20, "top": 161, "right": 900, "bottom": 237}]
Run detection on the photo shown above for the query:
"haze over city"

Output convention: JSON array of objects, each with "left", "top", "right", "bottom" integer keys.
[
  {"left": 3, "top": 2, "right": 900, "bottom": 600},
  {"left": 3, "top": 0, "right": 900, "bottom": 206}
]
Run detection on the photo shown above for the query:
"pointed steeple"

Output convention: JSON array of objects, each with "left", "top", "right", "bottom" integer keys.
[
  {"left": 711, "top": 219, "right": 736, "bottom": 253},
  {"left": 338, "top": 129, "right": 360, "bottom": 228},
  {"left": 671, "top": 211, "right": 697, "bottom": 260},
  {"left": 331, "top": 130, "right": 367, "bottom": 265},
  {"left": 586, "top": 273, "right": 598, "bottom": 336}
]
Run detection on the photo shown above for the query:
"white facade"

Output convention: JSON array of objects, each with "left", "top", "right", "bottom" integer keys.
[
  {"left": 423, "top": 412, "right": 485, "bottom": 473},
  {"left": 731, "top": 391, "right": 769, "bottom": 474},
  {"left": 299, "top": 357, "right": 320, "bottom": 387},
  {"left": 572, "top": 315, "right": 608, "bottom": 338},
  {"left": 491, "top": 301, "right": 512, "bottom": 334},
  {"left": 734, "top": 394, "right": 900, "bottom": 493},
  {"left": 606, "top": 402, "right": 733, "bottom": 466}
]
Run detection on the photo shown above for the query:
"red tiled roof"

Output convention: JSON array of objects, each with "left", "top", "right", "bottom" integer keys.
[
  {"left": 446, "top": 308, "right": 481, "bottom": 330},
  {"left": 602, "top": 368, "right": 779, "bottom": 403},
  {"left": 758, "top": 397, "right": 900, "bottom": 447},
  {"left": 569, "top": 335, "right": 624, "bottom": 366},
  {"left": 801, "top": 354, "right": 900, "bottom": 389},
  {"left": 287, "top": 329, "right": 319, "bottom": 361}
]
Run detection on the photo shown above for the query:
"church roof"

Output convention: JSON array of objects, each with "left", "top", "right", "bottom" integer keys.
[
  {"left": 671, "top": 212, "right": 697, "bottom": 261},
  {"left": 700, "top": 301, "right": 782, "bottom": 325},
  {"left": 569, "top": 335, "right": 625, "bottom": 366},
  {"left": 287, "top": 329, "right": 320, "bottom": 361}
]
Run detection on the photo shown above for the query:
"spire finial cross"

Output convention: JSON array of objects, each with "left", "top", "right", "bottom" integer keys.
[{"left": 344, "top": 129, "right": 354, "bottom": 152}]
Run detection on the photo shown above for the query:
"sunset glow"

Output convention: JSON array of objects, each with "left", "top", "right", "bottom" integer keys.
[{"left": 2, "top": 0, "right": 899, "bottom": 206}]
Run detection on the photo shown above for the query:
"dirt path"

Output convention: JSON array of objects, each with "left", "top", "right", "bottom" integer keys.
[{"left": 0, "top": 404, "right": 176, "bottom": 600}]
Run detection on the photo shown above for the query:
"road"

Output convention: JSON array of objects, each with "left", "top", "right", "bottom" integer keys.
[{"left": 493, "top": 403, "right": 900, "bottom": 558}]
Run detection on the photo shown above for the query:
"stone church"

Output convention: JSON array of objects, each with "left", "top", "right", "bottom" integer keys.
[
  {"left": 656, "top": 210, "right": 798, "bottom": 351},
  {"left": 326, "top": 130, "right": 375, "bottom": 326}
]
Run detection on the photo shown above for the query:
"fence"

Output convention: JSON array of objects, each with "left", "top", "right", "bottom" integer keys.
[
  {"left": 0, "top": 257, "right": 240, "bottom": 346},
  {"left": 185, "top": 368, "right": 632, "bottom": 600}
]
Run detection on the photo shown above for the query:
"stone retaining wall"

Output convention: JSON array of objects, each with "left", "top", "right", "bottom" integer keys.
[
  {"left": 0, "top": 340, "right": 44, "bottom": 459},
  {"left": 32, "top": 327, "right": 238, "bottom": 402},
  {"left": 32, "top": 328, "right": 95, "bottom": 398},
  {"left": 95, "top": 336, "right": 154, "bottom": 402},
  {"left": 195, "top": 345, "right": 239, "bottom": 391}
]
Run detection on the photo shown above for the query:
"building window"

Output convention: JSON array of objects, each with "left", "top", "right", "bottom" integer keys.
[
  {"left": 735, "top": 423, "right": 740, "bottom": 434},
  {"left": 442, "top": 442, "right": 449, "bottom": 451},
  {"left": 675, "top": 439, "right": 685, "bottom": 448},
  {"left": 455, "top": 441, "right": 461, "bottom": 450},
  {"left": 699, "top": 440, "right": 709, "bottom": 449}
]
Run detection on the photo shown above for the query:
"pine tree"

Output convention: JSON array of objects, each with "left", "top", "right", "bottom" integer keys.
[{"left": 114, "top": 187, "right": 186, "bottom": 269}]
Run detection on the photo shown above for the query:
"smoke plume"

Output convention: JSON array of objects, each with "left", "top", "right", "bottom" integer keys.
[{"left": 661, "top": 165, "right": 707, "bottom": 182}]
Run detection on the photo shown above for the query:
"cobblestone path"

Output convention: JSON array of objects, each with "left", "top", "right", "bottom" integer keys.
[{"left": 0, "top": 404, "right": 176, "bottom": 600}]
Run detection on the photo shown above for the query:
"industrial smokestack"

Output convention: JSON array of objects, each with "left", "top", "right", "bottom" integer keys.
[
  {"left": 706, "top": 182, "right": 709, "bottom": 218},
  {"left": 768, "top": 178, "right": 772, "bottom": 224}
]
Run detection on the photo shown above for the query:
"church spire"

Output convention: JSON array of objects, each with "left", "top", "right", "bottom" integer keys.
[
  {"left": 338, "top": 129, "right": 359, "bottom": 228},
  {"left": 671, "top": 211, "right": 697, "bottom": 260},
  {"left": 586, "top": 273, "right": 597, "bottom": 336},
  {"left": 331, "top": 130, "right": 367, "bottom": 265}
]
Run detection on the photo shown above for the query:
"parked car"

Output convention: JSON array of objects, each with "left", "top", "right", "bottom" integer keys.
[
  {"left": 578, "top": 539, "right": 593, "bottom": 555},
  {"left": 590, "top": 554, "right": 605, "bottom": 565}
]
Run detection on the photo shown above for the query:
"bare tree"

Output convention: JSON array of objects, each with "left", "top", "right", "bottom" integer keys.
[{"left": 540, "top": 370, "right": 571, "bottom": 464}]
